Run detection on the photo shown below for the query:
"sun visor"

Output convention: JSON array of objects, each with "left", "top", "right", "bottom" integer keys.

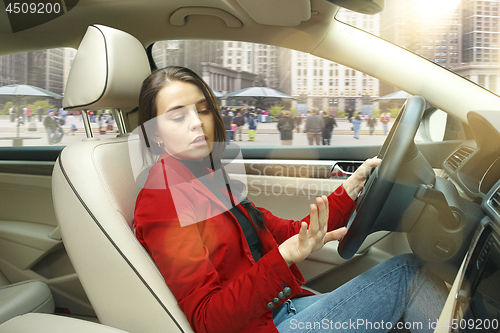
[{"left": 237, "top": 0, "right": 311, "bottom": 26}]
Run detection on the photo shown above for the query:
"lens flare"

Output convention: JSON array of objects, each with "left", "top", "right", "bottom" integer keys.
[{"left": 413, "top": 0, "right": 460, "bottom": 16}]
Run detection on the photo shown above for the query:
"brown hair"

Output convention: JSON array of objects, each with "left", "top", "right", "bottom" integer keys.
[{"left": 138, "top": 66, "right": 226, "bottom": 160}]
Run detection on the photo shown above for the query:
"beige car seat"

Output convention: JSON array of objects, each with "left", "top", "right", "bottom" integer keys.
[{"left": 52, "top": 24, "right": 194, "bottom": 333}]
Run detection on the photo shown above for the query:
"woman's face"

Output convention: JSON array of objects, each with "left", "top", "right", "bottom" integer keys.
[{"left": 154, "top": 81, "right": 215, "bottom": 159}]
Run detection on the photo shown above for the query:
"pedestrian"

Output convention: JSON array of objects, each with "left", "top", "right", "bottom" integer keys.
[
  {"left": 37, "top": 105, "right": 43, "bottom": 122},
  {"left": 106, "top": 114, "right": 115, "bottom": 132},
  {"left": 16, "top": 105, "right": 24, "bottom": 122},
  {"left": 98, "top": 113, "right": 106, "bottom": 134},
  {"left": 330, "top": 114, "right": 337, "bottom": 134},
  {"left": 277, "top": 110, "right": 294, "bottom": 145},
  {"left": 305, "top": 109, "right": 324, "bottom": 145},
  {"left": 26, "top": 107, "right": 33, "bottom": 122},
  {"left": 43, "top": 110, "right": 58, "bottom": 144},
  {"left": 233, "top": 112, "right": 245, "bottom": 141},
  {"left": 380, "top": 112, "right": 390, "bottom": 135},
  {"left": 367, "top": 114, "right": 377, "bottom": 135},
  {"left": 53, "top": 112, "right": 65, "bottom": 142},
  {"left": 247, "top": 114, "right": 257, "bottom": 141},
  {"left": 222, "top": 110, "right": 233, "bottom": 145},
  {"left": 230, "top": 121, "right": 237, "bottom": 141},
  {"left": 59, "top": 107, "right": 67, "bottom": 121},
  {"left": 294, "top": 113, "right": 302, "bottom": 133},
  {"left": 22, "top": 106, "right": 27, "bottom": 122},
  {"left": 9, "top": 106, "right": 14, "bottom": 122},
  {"left": 347, "top": 108, "right": 354, "bottom": 122},
  {"left": 66, "top": 115, "right": 77, "bottom": 135},
  {"left": 352, "top": 114, "right": 362, "bottom": 139},
  {"left": 89, "top": 110, "right": 95, "bottom": 122},
  {"left": 322, "top": 112, "right": 337, "bottom": 145}
]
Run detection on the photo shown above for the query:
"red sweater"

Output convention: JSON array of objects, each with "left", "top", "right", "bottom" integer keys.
[{"left": 134, "top": 154, "right": 356, "bottom": 333}]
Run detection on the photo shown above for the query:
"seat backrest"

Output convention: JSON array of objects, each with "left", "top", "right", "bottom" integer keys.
[{"left": 53, "top": 25, "right": 194, "bottom": 333}]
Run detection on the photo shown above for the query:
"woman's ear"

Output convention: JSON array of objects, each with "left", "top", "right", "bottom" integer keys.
[
  {"left": 152, "top": 134, "right": 161, "bottom": 144},
  {"left": 150, "top": 128, "right": 161, "bottom": 143}
]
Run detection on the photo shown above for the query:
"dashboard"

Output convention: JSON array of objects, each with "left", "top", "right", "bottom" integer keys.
[
  {"left": 442, "top": 111, "right": 500, "bottom": 199},
  {"left": 437, "top": 111, "right": 500, "bottom": 332}
]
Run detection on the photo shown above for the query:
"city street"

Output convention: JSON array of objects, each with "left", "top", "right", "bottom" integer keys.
[{"left": 0, "top": 115, "right": 421, "bottom": 148}]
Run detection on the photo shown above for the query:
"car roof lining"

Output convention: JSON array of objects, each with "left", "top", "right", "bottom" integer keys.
[{"left": 0, "top": 0, "right": 340, "bottom": 56}]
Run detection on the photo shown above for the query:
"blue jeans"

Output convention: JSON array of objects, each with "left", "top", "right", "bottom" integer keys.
[
  {"left": 274, "top": 254, "right": 447, "bottom": 333},
  {"left": 46, "top": 128, "right": 55, "bottom": 144},
  {"left": 354, "top": 127, "right": 360, "bottom": 139}
]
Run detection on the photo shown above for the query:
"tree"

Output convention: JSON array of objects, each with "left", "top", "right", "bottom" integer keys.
[
  {"left": 388, "top": 108, "right": 399, "bottom": 118},
  {"left": 26, "top": 100, "right": 55, "bottom": 114},
  {"left": 1, "top": 102, "right": 13, "bottom": 115},
  {"left": 269, "top": 105, "right": 283, "bottom": 117}
]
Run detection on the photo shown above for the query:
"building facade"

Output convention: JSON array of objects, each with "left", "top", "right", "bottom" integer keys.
[
  {"left": 454, "top": 0, "right": 500, "bottom": 94},
  {"left": 0, "top": 48, "right": 66, "bottom": 107},
  {"left": 152, "top": 40, "right": 258, "bottom": 96},
  {"left": 380, "top": 0, "right": 462, "bottom": 97},
  {"left": 222, "top": 41, "right": 281, "bottom": 90},
  {"left": 288, "top": 9, "right": 380, "bottom": 115},
  {"left": 380, "top": 0, "right": 500, "bottom": 95}
]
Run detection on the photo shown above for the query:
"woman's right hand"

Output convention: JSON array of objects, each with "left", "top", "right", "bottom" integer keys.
[{"left": 278, "top": 196, "right": 347, "bottom": 266}]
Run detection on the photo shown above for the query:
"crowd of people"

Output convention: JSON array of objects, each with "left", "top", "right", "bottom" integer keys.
[
  {"left": 8, "top": 104, "right": 47, "bottom": 123},
  {"left": 218, "top": 106, "right": 391, "bottom": 145},
  {"left": 23, "top": 107, "right": 117, "bottom": 145},
  {"left": 350, "top": 111, "right": 391, "bottom": 139},
  {"left": 220, "top": 106, "right": 266, "bottom": 144},
  {"left": 277, "top": 109, "right": 391, "bottom": 145}
]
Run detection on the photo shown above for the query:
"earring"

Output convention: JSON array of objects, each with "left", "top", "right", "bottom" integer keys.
[{"left": 153, "top": 139, "right": 164, "bottom": 148}]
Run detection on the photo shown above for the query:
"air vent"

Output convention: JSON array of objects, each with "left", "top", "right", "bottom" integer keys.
[
  {"left": 446, "top": 146, "right": 475, "bottom": 172},
  {"left": 489, "top": 188, "right": 500, "bottom": 215}
]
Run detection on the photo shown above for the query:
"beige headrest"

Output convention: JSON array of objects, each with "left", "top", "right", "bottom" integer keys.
[{"left": 63, "top": 25, "right": 151, "bottom": 110}]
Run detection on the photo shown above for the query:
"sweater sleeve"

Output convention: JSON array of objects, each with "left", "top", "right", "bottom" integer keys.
[{"left": 260, "top": 184, "right": 356, "bottom": 245}]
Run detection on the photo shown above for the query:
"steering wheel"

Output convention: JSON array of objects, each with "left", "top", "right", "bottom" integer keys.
[{"left": 338, "top": 96, "right": 426, "bottom": 259}]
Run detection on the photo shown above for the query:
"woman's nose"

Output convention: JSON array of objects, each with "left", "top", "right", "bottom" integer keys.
[{"left": 190, "top": 110, "right": 203, "bottom": 130}]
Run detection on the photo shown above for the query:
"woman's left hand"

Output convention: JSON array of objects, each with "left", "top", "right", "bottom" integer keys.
[
  {"left": 278, "top": 196, "right": 347, "bottom": 266},
  {"left": 343, "top": 157, "right": 381, "bottom": 200}
]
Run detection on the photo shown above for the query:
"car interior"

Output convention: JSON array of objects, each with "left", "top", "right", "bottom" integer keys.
[{"left": 0, "top": 0, "right": 499, "bottom": 332}]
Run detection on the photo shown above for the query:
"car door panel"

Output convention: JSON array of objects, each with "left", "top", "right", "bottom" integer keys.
[{"left": 0, "top": 152, "right": 95, "bottom": 317}]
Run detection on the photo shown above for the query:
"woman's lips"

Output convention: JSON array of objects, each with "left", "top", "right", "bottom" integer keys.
[{"left": 190, "top": 135, "right": 207, "bottom": 147}]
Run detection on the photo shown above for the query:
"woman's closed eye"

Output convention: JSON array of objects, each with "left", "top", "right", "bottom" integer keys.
[
  {"left": 198, "top": 109, "right": 211, "bottom": 115},
  {"left": 173, "top": 115, "right": 185, "bottom": 122}
]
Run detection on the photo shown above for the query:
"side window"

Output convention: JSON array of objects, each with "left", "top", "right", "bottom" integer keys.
[{"left": 0, "top": 48, "right": 118, "bottom": 148}]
